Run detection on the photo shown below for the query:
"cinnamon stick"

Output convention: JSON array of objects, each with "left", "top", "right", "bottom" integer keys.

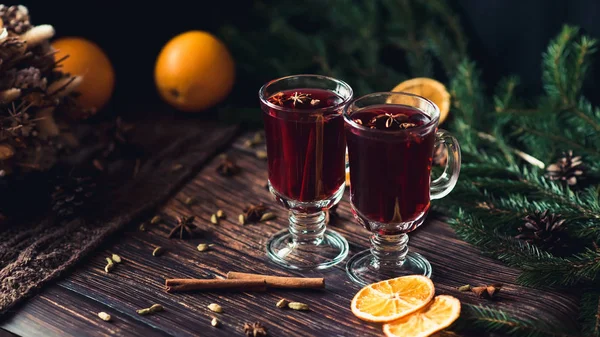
[
  {"left": 226, "top": 272, "right": 325, "bottom": 289},
  {"left": 164, "top": 278, "right": 267, "bottom": 293}
]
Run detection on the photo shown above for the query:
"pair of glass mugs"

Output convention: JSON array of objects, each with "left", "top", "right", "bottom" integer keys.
[{"left": 258, "top": 74, "right": 461, "bottom": 285}]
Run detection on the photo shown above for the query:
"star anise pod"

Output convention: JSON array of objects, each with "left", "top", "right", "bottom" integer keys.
[
  {"left": 216, "top": 154, "right": 240, "bottom": 177},
  {"left": 168, "top": 215, "right": 197, "bottom": 239},
  {"left": 471, "top": 283, "right": 503, "bottom": 299},
  {"left": 267, "top": 92, "right": 285, "bottom": 106},
  {"left": 287, "top": 91, "right": 310, "bottom": 106},
  {"left": 244, "top": 322, "right": 267, "bottom": 337},
  {"left": 244, "top": 203, "right": 267, "bottom": 222}
]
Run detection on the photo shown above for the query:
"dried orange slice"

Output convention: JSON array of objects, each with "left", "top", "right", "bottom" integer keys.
[
  {"left": 390, "top": 78, "right": 451, "bottom": 124},
  {"left": 351, "top": 275, "right": 435, "bottom": 323},
  {"left": 383, "top": 295, "right": 461, "bottom": 337}
]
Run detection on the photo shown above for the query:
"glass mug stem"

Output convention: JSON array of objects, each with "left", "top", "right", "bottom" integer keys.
[
  {"left": 289, "top": 210, "right": 327, "bottom": 245},
  {"left": 370, "top": 232, "right": 409, "bottom": 268}
]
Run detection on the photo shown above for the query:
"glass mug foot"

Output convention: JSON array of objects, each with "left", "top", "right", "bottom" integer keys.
[
  {"left": 267, "top": 228, "right": 349, "bottom": 270},
  {"left": 266, "top": 181, "right": 349, "bottom": 270},
  {"left": 346, "top": 250, "right": 431, "bottom": 286}
]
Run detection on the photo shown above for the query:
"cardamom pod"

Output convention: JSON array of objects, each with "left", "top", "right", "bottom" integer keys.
[
  {"left": 211, "top": 317, "right": 219, "bottom": 327},
  {"left": 151, "top": 215, "right": 161, "bottom": 224},
  {"left": 243, "top": 139, "right": 253, "bottom": 148},
  {"left": 288, "top": 302, "right": 310, "bottom": 311},
  {"left": 210, "top": 214, "right": 219, "bottom": 225},
  {"left": 260, "top": 212, "right": 275, "bottom": 222},
  {"left": 104, "top": 259, "right": 114, "bottom": 273},
  {"left": 136, "top": 308, "right": 152, "bottom": 315},
  {"left": 139, "top": 223, "right": 147, "bottom": 231},
  {"left": 98, "top": 312, "right": 111, "bottom": 321},
  {"left": 185, "top": 197, "right": 195, "bottom": 205},
  {"left": 276, "top": 299, "right": 288, "bottom": 308},
  {"left": 216, "top": 209, "right": 225, "bottom": 219},
  {"left": 149, "top": 304, "right": 164, "bottom": 313},
  {"left": 208, "top": 303, "right": 222, "bottom": 313},
  {"left": 197, "top": 243, "right": 213, "bottom": 252},
  {"left": 458, "top": 284, "right": 471, "bottom": 292},
  {"left": 238, "top": 214, "right": 245, "bottom": 225},
  {"left": 152, "top": 246, "right": 163, "bottom": 257},
  {"left": 253, "top": 132, "right": 263, "bottom": 144},
  {"left": 256, "top": 150, "right": 268, "bottom": 159},
  {"left": 111, "top": 254, "right": 122, "bottom": 263}
]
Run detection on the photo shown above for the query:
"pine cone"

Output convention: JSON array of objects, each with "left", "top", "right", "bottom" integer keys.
[
  {"left": 51, "top": 170, "right": 97, "bottom": 220},
  {"left": 0, "top": 5, "right": 32, "bottom": 34},
  {"left": 0, "top": 67, "right": 46, "bottom": 91},
  {"left": 0, "top": 35, "right": 26, "bottom": 70},
  {"left": 515, "top": 210, "right": 568, "bottom": 253},
  {"left": 545, "top": 150, "right": 584, "bottom": 186}
]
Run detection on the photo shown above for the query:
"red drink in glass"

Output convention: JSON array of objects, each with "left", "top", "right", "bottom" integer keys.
[
  {"left": 263, "top": 89, "right": 346, "bottom": 202},
  {"left": 259, "top": 75, "right": 353, "bottom": 271},
  {"left": 346, "top": 105, "right": 435, "bottom": 230}
]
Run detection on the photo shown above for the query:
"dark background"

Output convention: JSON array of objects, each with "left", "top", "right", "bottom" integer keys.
[{"left": 19, "top": 0, "right": 600, "bottom": 113}]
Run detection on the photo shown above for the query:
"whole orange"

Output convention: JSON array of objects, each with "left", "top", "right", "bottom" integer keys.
[
  {"left": 52, "top": 37, "right": 115, "bottom": 116},
  {"left": 154, "top": 31, "right": 235, "bottom": 112}
]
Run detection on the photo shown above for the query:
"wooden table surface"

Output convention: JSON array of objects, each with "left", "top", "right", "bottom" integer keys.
[{"left": 0, "top": 132, "right": 580, "bottom": 337}]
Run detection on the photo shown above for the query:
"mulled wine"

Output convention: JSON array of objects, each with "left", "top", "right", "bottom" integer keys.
[
  {"left": 345, "top": 104, "right": 436, "bottom": 229},
  {"left": 262, "top": 88, "right": 346, "bottom": 202}
]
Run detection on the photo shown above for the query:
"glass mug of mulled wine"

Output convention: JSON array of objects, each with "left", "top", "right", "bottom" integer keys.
[
  {"left": 344, "top": 92, "right": 461, "bottom": 285},
  {"left": 258, "top": 74, "right": 353, "bottom": 270}
]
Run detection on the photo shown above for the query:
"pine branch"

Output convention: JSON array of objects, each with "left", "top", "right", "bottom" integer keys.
[
  {"left": 453, "top": 304, "right": 580, "bottom": 337},
  {"left": 579, "top": 291, "right": 600, "bottom": 337},
  {"left": 542, "top": 25, "right": 579, "bottom": 105}
]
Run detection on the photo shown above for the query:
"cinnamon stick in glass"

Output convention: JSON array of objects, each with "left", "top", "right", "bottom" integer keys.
[{"left": 226, "top": 272, "right": 325, "bottom": 289}]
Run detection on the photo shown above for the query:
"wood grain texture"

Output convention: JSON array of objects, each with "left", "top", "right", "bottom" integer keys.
[{"left": 0, "top": 132, "right": 581, "bottom": 337}]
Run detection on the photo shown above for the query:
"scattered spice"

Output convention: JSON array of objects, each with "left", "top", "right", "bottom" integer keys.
[
  {"left": 216, "top": 209, "right": 225, "bottom": 219},
  {"left": 171, "top": 163, "right": 183, "bottom": 172},
  {"left": 288, "top": 302, "right": 310, "bottom": 311},
  {"left": 471, "top": 284, "right": 503, "bottom": 299},
  {"left": 98, "top": 312, "right": 111, "bottom": 322},
  {"left": 238, "top": 214, "right": 246, "bottom": 225},
  {"left": 244, "top": 322, "right": 267, "bottom": 337},
  {"left": 276, "top": 299, "right": 288, "bottom": 308},
  {"left": 260, "top": 212, "right": 275, "bottom": 222},
  {"left": 111, "top": 254, "right": 122, "bottom": 263},
  {"left": 184, "top": 197, "right": 195, "bottom": 206},
  {"left": 151, "top": 215, "right": 161, "bottom": 225},
  {"left": 255, "top": 150, "right": 268, "bottom": 160},
  {"left": 208, "top": 303, "right": 223, "bottom": 313},
  {"left": 137, "top": 303, "right": 164, "bottom": 315},
  {"left": 104, "top": 258, "right": 114, "bottom": 273},
  {"left": 168, "top": 215, "right": 197, "bottom": 239},
  {"left": 197, "top": 243, "right": 213, "bottom": 252},
  {"left": 152, "top": 246, "right": 164, "bottom": 257},
  {"left": 243, "top": 139, "right": 254, "bottom": 148},
  {"left": 244, "top": 204, "right": 268, "bottom": 223},
  {"left": 252, "top": 132, "right": 263, "bottom": 144},
  {"left": 139, "top": 223, "right": 147, "bottom": 231},
  {"left": 216, "top": 154, "right": 240, "bottom": 177},
  {"left": 210, "top": 214, "right": 219, "bottom": 225},
  {"left": 458, "top": 284, "right": 471, "bottom": 292},
  {"left": 211, "top": 317, "right": 220, "bottom": 327}
]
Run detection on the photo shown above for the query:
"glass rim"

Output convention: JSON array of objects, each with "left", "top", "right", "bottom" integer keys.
[
  {"left": 258, "top": 74, "right": 354, "bottom": 114},
  {"left": 343, "top": 92, "right": 440, "bottom": 133}
]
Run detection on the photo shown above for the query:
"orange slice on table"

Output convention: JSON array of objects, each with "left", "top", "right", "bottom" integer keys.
[
  {"left": 351, "top": 275, "right": 435, "bottom": 323},
  {"left": 390, "top": 78, "right": 451, "bottom": 124},
  {"left": 383, "top": 295, "right": 461, "bottom": 337}
]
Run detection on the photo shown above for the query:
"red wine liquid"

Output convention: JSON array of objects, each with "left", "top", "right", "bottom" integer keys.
[
  {"left": 346, "top": 105, "right": 436, "bottom": 228},
  {"left": 262, "top": 89, "right": 346, "bottom": 202}
]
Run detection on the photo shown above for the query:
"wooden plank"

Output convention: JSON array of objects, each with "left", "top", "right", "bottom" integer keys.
[
  {"left": 0, "top": 132, "right": 581, "bottom": 336},
  {"left": 0, "top": 287, "right": 165, "bottom": 337}
]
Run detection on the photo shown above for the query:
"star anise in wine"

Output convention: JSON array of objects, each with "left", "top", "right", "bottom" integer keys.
[
  {"left": 244, "top": 203, "right": 268, "bottom": 222},
  {"left": 168, "top": 215, "right": 197, "bottom": 239},
  {"left": 287, "top": 92, "right": 311, "bottom": 106},
  {"left": 369, "top": 113, "right": 413, "bottom": 129},
  {"left": 267, "top": 92, "right": 285, "bottom": 106},
  {"left": 244, "top": 322, "right": 267, "bottom": 337}
]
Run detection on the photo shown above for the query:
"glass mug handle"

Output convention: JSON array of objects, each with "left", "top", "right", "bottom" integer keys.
[{"left": 430, "top": 129, "right": 461, "bottom": 200}]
